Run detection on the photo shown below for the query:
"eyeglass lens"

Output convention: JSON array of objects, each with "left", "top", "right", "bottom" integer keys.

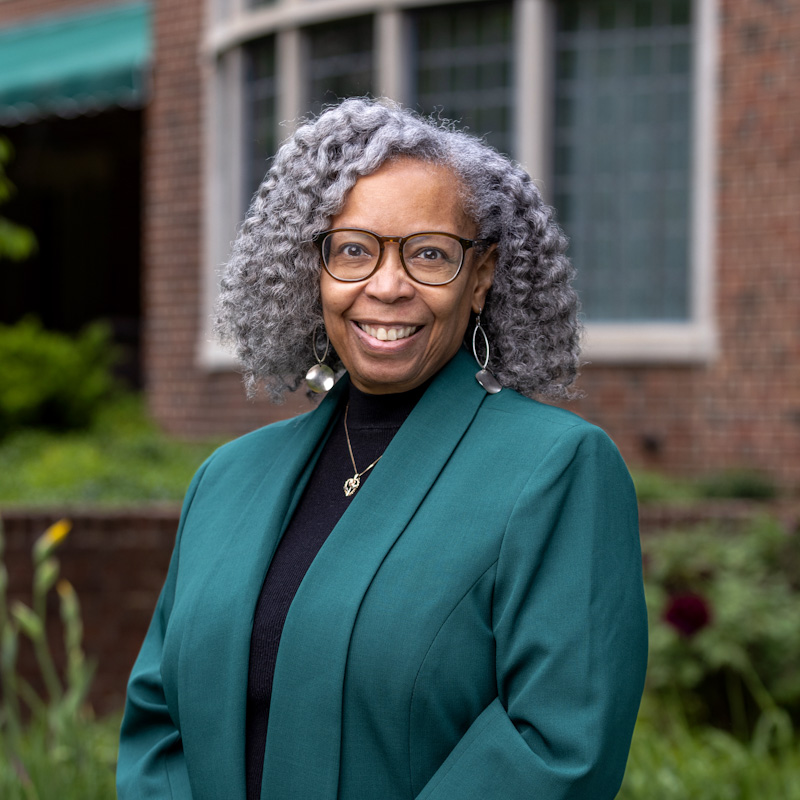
[{"left": 321, "top": 231, "right": 463, "bottom": 284}]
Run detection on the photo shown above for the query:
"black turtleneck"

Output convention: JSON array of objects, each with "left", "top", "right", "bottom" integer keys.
[{"left": 245, "top": 379, "right": 427, "bottom": 800}]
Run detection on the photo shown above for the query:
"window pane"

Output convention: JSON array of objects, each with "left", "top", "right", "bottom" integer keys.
[
  {"left": 245, "top": 36, "right": 277, "bottom": 202},
  {"left": 553, "top": 0, "right": 693, "bottom": 322},
  {"left": 410, "top": 2, "right": 513, "bottom": 156},
  {"left": 306, "top": 16, "right": 374, "bottom": 116}
]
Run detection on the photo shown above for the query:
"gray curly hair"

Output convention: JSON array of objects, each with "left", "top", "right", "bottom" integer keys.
[{"left": 215, "top": 97, "right": 580, "bottom": 401}]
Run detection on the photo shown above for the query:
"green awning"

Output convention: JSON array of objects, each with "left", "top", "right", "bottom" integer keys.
[{"left": 0, "top": 2, "right": 151, "bottom": 125}]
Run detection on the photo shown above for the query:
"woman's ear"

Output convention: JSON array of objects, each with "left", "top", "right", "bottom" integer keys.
[{"left": 471, "top": 244, "right": 497, "bottom": 314}]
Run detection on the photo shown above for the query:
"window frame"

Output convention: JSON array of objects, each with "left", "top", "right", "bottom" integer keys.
[{"left": 199, "top": 0, "right": 718, "bottom": 369}]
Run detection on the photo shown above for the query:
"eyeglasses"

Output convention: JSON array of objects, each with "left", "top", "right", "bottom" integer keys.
[{"left": 313, "top": 228, "right": 495, "bottom": 286}]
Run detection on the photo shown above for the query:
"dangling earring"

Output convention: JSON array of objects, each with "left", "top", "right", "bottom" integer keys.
[
  {"left": 305, "top": 327, "right": 335, "bottom": 393},
  {"left": 472, "top": 309, "right": 501, "bottom": 394}
]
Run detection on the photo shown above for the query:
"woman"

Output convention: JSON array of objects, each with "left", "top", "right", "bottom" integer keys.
[{"left": 118, "top": 98, "right": 647, "bottom": 799}]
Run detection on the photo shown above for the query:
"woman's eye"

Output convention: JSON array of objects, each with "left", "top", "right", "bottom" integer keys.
[
  {"left": 339, "top": 243, "right": 369, "bottom": 258},
  {"left": 412, "top": 248, "right": 444, "bottom": 261}
]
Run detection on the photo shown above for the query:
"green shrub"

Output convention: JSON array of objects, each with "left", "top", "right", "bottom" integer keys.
[
  {"left": 0, "top": 317, "right": 117, "bottom": 437},
  {"left": 619, "top": 695, "right": 800, "bottom": 799},
  {"left": 698, "top": 469, "right": 778, "bottom": 501},
  {"left": 632, "top": 467, "right": 779, "bottom": 504},
  {"left": 643, "top": 516, "right": 800, "bottom": 737},
  {"left": 0, "top": 394, "right": 224, "bottom": 507},
  {"left": 631, "top": 469, "right": 701, "bottom": 504},
  {"left": 0, "top": 714, "right": 119, "bottom": 800},
  {"left": 0, "top": 137, "right": 37, "bottom": 263}
]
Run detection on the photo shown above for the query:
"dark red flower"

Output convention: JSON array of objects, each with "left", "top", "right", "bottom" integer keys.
[{"left": 664, "top": 593, "right": 712, "bottom": 637}]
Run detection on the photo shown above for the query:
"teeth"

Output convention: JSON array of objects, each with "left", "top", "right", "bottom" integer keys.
[{"left": 358, "top": 323, "right": 419, "bottom": 341}]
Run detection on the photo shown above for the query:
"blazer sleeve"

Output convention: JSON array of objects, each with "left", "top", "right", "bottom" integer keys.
[
  {"left": 415, "top": 424, "right": 648, "bottom": 800},
  {"left": 116, "top": 459, "right": 211, "bottom": 800}
]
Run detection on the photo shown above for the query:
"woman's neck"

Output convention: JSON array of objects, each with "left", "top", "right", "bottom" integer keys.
[{"left": 344, "top": 378, "right": 431, "bottom": 430}]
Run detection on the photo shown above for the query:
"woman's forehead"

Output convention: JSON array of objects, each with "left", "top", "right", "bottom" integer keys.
[{"left": 337, "top": 158, "right": 473, "bottom": 234}]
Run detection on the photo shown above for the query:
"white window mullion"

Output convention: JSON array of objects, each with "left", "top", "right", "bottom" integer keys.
[
  {"left": 201, "top": 47, "right": 246, "bottom": 368},
  {"left": 690, "top": 0, "right": 718, "bottom": 353},
  {"left": 376, "top": 8, "right": 410, "bottom": 104},
  {"left": 514, "top": 0, "right": 553, "bottom": 198},
  {"left": 277, "top": 27, "right": 305, "bottom": 131}
]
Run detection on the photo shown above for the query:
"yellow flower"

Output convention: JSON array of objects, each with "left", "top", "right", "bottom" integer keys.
[
  {"left": 33, "top": 518, "right": 71, "bottom": 564},
  {"left": 56, "top": 579, "right": 75, "bottom": 599},
  {"left": 44, "top": 519, "right": 71, "bottom": 547}
]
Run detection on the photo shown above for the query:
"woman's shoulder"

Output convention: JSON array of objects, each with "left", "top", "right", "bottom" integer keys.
[
  {"left": 475, "top": 388, "right": 624, "bottom": 464},
  {"left": 481, "top": 388, "right": 598, "bottom": 434}
]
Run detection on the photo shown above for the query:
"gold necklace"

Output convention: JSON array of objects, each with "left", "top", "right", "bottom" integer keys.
[{"left": 343, "top": 403, "right": 383, "bottom": 497}]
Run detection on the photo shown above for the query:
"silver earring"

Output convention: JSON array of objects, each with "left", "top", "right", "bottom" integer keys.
[
  {"left": 305, "top": 327, "right": 335, "bottom": 393},
  {"left": 472, "top": 310, "right": 501, "bottom": 394}
]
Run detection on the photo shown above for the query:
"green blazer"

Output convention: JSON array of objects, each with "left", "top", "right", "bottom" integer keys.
[{"left": 118, "top": 349, "right": 647, "bottom": 799}]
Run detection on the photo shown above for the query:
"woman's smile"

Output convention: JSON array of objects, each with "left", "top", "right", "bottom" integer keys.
[{"left": 355, "top": 322, "right": 421, "bottom": 342}]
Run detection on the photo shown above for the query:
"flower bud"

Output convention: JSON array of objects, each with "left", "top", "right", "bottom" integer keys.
[
  {"left": 664, "top": 592, "right": 712, "bottom": 637},
  {"left": 33, "top": 519, "right": 71, "bottom": 564}
]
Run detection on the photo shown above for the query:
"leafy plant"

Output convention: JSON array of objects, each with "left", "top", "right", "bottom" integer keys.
[
  {"left": 619, "top": 694, "right": 800, "bottom": 799},
  {"left": 643, "top": 516, "right": 800, "bottom": 739},
  {"left": 0, "top": 137, "right": 36, "bottom": 263},
  {"left": 0, "top": 519, "right": 116, "bottom": 798},
  {"left": 0, "top": 394, "right": 224, "bottom": 507},
  {"left": 697, "top": 469, "right": 778, "bottom": 501},
  {"left": 0, "top": 317, "right": 117, "bottom": 437},
  {"left": 632, "top": 467, "right": 779, "bottom": 504},
  {"left": 631, "top": 469, "right": 701, "bottom": 504},
  {"left": 0, "top": 713, "right": 119, "bottom": 800}
]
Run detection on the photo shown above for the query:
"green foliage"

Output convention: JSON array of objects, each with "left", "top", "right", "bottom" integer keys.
[
  {"left": 0, "top": 317, "right": 118, "bottom": 438},
  {"left": 697, "top": 469, "right": 778, "bottom": 501},
  {"left": 619, "top": 695, "right": 800, "bottom": 799},
  {"left": 0, "top": 520, "right": 118, "bottom": 798},
  {"left": 0, "top": 714, "right": 119, "bottom": 800},
  {"left": 0, "top": 394, "right": 224, "bottom": 507},
  {"left": 644, "top": 516, "right": 800, "bottom": 737},
  {"left": 630, "top": 469, "right": 701, "bottom": 504},
  {"left": 632, "top": 467, "right": 779, "bottom": 503},
  {"left": 0, "top": 137, "right": 37, "bottom": 263}
]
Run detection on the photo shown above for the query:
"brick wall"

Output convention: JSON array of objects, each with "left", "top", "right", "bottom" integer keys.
[{"left": 4, "top": 504, "right": 796, "bottom": 717}]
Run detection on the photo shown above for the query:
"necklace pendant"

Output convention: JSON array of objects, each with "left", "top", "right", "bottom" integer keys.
[{"left": 343, "top": 475, "right": 360, "bottom": 497}]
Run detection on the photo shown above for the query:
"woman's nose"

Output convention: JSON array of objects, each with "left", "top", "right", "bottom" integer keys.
[{"left": 364, "top": 244, "right": 415, "bottom": 301}]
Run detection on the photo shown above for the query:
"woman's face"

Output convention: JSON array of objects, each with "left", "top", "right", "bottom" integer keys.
[{"left": 319, "top": 158, "right": 496, "bottom": 395}]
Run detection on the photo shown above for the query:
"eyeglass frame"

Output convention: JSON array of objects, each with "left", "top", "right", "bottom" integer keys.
[{"left": 312, "top": 228, "right": 497, "bottom": 287}]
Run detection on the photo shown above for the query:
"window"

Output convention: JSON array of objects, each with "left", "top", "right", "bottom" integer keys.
[
  {"left": 306, "top": 16, "right": 374, "bottom": 116},
  {"left": 245, "top": 36, "right": 277, "bottom": 201},
  {"left": 553, "top": 0, "right": 693, "bottom": 323},
  {"left": 203, "top": 0, "right": 717, "bottom": 367},
  {"left": 411, "top": 2, "right": 514, "bottom": 155}
]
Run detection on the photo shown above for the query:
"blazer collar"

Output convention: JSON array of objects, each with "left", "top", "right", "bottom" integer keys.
[
  {"left": 178, "top": 378, "right": 348, "bottom": 798},
  {"left": 262, "top": 348, "right": 488, "bottom": 799}
]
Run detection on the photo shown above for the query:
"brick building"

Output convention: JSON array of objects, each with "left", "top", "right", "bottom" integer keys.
[{"left": 1, "top": 0, "right": 798, "bottom": 490}]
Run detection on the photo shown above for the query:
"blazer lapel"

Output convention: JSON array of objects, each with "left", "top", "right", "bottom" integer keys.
[
  {"left": 262, "top": 349, "right": 487, "bottom": 799},
  {"left": 178, "top": 378, "right": 348, "bottom": 799}
]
